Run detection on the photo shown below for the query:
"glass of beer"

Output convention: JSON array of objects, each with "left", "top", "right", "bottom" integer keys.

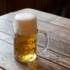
[{"left": 14, "top": 13, "right": 48, "bottom": 63}]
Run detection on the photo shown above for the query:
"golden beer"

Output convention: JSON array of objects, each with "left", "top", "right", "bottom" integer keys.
[
  {"left": 14, "top": 13, "right": 37, "bottom": 63},
  {"left": 14, "top": 13, "right": 47, "bottom": 63},
  {"left": 14, "top": 32, "right": 37, "bottom": 63}
]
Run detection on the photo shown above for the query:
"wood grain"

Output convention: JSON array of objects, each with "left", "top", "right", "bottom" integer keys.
[
  {"left": 0, "top": 8, "right": 70, "bottom": 70},
  {"left": 19, "top": 9, "right": 70, "bottom": 56},
  {"left": 0, "top": 40, "right": 69, "bottom": 70}
]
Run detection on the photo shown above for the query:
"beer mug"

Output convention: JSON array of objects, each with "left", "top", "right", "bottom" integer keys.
[{"left": 14, "top": 13, "right": 48, "bottom": 63}]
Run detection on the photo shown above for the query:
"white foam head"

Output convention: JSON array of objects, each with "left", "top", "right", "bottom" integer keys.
[{"left": 15, "top": 13, "right": 36, "bottom": 21}]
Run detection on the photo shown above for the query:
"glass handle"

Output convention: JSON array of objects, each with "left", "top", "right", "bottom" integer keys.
[{"left": 37, "top": 29, "right": 48, "bottom": 52}]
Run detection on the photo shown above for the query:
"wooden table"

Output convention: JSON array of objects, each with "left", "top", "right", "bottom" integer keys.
[{"left": 0, "top": 8, "right": 70, "bottom": 70}]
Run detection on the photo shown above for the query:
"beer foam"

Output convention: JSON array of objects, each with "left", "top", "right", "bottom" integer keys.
[{"left": 15, "top": 13, "right": 36, "bottom": 21}]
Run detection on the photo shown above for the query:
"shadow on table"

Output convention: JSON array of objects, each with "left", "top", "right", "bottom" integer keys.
[{"left": 15, "top": 56, "right": 54, "bottom": 70}]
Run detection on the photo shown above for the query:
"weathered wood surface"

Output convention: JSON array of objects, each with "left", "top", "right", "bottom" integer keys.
[
  {"left": 0, "top": 8, "right": 70, "bottom": 70},
  {"left": 0, "top": 40, "right": 69, "bottom": 70}
]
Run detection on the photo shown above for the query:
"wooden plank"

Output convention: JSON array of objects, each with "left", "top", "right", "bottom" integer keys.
[
  {"left": 26, "top": 56, "right": 69, "bottom": 70},
  {"left": 0, "top": 28, "right": 70, "bottom": 69},
  {"left": 0, "top": 13, "right": 14, "bottom": 35},
  {"left": 0, "top": 31, "right": 70, "bottom": 69},
  {"left": 37, "top": 20, "right": 70, "bottom": 56},
  {"left": 0, "top": 8, "right": 70, "bottom": 70},
  {"left": 0, "top": 40, "right": 68, "bottom": 70},
  {"left": 13, "top": 8, "right": 58, "bottom": 22},
  {"left": 38, "top": 47, "right": 70, "bottom": 69},
  {"left": 21, "top": 9, "right": 70, "bottom": 57}
]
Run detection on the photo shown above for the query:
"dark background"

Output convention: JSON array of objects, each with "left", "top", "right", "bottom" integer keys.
[{"left": 0, "top": 0, "right": 70, "bottom": 18}]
